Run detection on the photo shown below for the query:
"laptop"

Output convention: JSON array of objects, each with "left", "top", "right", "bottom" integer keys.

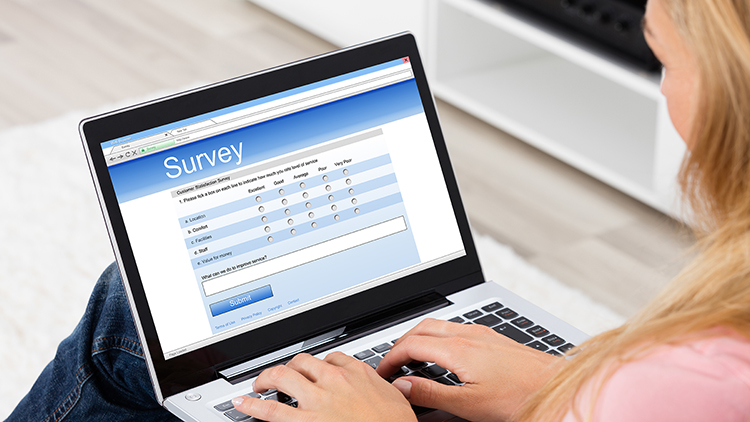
[{"left": 79, "top": 33, "right": 588, "bottom": 422}]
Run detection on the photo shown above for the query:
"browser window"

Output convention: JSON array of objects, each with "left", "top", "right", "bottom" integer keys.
[{"left": 104, "top": 58, "right": 465, "bottom": 360}]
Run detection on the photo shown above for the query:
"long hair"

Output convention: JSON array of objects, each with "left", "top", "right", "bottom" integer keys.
[{"left": 515, "top": 1, "right": 750, "bottom": 420}]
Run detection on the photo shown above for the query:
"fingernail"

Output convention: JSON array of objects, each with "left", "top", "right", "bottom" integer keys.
[
  {"left": 393, "top": 379, "right": 412, "bottom": 399},
  {"left": 232, "top": 396, "right": 245, "bottom": 407}
]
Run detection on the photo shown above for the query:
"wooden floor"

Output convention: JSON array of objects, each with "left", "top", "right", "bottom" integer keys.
[{"left": 0, "top": 0, "right": 694, "bottom": 318}]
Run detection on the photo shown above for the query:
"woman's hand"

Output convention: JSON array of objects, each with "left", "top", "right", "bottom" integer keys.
[
  {"left": 231, "top": 352, "right": 417, "bottom": 422},
  {"left": 376, "top": 318, "right": 564, "bottom": 422}
]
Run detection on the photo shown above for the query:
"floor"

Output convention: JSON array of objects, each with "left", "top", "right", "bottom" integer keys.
[{"left": 0, "top": 0, "right": 694, "bottom": 318}]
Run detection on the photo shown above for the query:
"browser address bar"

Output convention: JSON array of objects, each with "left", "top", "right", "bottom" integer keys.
[{"left": 170, "top": 68, "right": 414, "bottom": 147}]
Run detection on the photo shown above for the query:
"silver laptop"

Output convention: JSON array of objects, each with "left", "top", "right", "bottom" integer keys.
[{"left": 79, "top": 33, "right": 588, "bottom": 422}]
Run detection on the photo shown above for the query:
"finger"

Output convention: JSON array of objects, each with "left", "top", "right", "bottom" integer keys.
[
  {"left": 253, "top": 364, "right": 316, "bottom": 401},
  {"left": 232, "top": 395, "right": 298, "bottom": 422},
  {"left": 285, "top": 353, "right": 332, "bottom": 383},
  {"left": 393, "top": 319, "right": 465, "bottom": 347},
  {"left": 323, "top": 351, "right": 362, "bottom": 368},
  {"left": 377, "top": 335, "right": 461, "bottom": 378},
  {"left": 323, "top": 351, "right": 383, "bottom": 381},
  {"left": 391, "top": 376, "right": 472, "bottom": 415}
]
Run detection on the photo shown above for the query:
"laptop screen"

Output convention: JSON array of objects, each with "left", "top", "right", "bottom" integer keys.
[{"left": 100, "top": 56, "right": 465, "bottom": 360}]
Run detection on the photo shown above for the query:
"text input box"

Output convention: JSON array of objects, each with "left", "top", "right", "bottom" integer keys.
[{"left": 202, "top": 216, "right": 407, "bottom": 296}]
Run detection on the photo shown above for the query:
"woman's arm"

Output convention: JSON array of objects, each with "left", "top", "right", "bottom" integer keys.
[
  {"left": 378, "top": 319, "right": 564, "bottom": 422},
  {"left": 231, "top": 318, "right": 563, "bottom": 422}
]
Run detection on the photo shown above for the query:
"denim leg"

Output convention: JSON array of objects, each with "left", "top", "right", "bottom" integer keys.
[{"left": 6, "top": 263, "right": 179, "bottom": 422}]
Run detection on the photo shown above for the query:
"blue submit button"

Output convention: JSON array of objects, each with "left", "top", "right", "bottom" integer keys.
[{"left": 209, "top": 285, "right": 274, "bottom": 317}]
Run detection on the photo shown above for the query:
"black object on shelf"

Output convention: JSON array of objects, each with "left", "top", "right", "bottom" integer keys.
[{"left": 491, "top": 0, "right": 661, "bottom": 72}]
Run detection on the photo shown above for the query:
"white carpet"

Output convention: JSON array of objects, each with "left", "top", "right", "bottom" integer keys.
[{"left": 0, "top": 98, "right": 625, "bottom": 419}]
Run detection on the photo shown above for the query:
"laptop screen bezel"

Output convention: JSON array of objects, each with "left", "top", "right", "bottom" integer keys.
[{"left": 80, "top": 33, "right": 483, "bottom": 398}]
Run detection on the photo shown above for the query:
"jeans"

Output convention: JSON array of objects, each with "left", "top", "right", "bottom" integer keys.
[{"left": 6, "top": 263, "right": 179, "bottom": 422}]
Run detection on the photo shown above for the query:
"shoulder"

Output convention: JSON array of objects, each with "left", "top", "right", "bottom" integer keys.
[{"left": 591, "top": 334, "right": 750, "bottom": 422}]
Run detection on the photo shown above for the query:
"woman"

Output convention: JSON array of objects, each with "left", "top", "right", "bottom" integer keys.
[
  {"left": 230, "top": 0, "right": 750, "bottom": 420},
  {"left": 8, "top": 0, "right": 750, "bottom": 421}
]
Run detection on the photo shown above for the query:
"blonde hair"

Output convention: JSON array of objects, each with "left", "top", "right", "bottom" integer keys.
[{"left": 515, "top": 1, "right": 750, "bottom": 420}]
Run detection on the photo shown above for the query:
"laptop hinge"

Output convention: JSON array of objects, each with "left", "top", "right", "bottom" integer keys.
[
  {"left": 218, "top": 327, "right": 346, "bottom": 379},
  {"left": 221, "top": 291, "right": 450, "bottom": 384}
]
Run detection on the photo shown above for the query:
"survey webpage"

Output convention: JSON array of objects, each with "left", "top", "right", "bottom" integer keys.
[{"left": 103, "top": 58, "right": 465, "bottom": 359}]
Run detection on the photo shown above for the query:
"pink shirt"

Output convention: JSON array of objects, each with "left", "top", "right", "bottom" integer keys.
[{"left": 563, "top": 331, "right": 750, "bottom": 422}]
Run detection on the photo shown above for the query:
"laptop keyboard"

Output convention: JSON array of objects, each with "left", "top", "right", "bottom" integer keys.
[
  {"left": 458, "top": 302, "right": 575, "bottom": 354},
  {"left": 216, "top": 389, "right": 297, "bottom": 421},
  {"left": 351, "top": 301, "right": 575, "bottom": 384},
  {"left": 213, "top": 301, "right": 575, "bottom": 421}
]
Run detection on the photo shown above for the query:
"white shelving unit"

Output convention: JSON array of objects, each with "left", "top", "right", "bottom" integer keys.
[
  {"left": 248, "top": 0, "right": 686, "bottom": 216},
  {"left": 429, "top": 0, "right": 685, "bottom": 216}
]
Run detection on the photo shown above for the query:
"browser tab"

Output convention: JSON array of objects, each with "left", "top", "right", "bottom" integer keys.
[{"left": 170, "top": 120, "right": 215, "bottom": 136}]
